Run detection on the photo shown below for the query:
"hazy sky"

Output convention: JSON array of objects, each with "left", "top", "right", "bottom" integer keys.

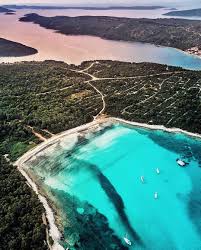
[{"left": 0, "top": 0, "right": 199, "bottom": 8}]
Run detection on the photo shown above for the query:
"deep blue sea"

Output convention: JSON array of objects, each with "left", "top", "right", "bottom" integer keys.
[{"left": 27, "top": 124, "right": 201, "bottom": 249}]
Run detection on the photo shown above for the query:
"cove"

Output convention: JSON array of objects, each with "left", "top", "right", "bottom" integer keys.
[
  {"left": 1, "top": 11, "right": 201, "bottom": 70},
  {"left": 23, "top": 121, "right": 201, "bottom": 250}
]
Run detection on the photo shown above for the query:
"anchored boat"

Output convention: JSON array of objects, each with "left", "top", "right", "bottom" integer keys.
[
  {"left": 156, "top": 168, "right": 160, "bottom": 174},
  {"left": 176, "top": 159, "right": 188, "bottom": 167},
  {"left": 140, "top": 176, "right": 145, "bottom": 183},
  {"left": 124, "top": 234, "right": 132, "bottom": 246}
]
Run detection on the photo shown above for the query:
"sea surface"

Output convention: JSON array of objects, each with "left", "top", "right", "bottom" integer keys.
[
  {"left": 1, "top": 10, "right": 201, "bottom": 70},
  {"left": 25, "top": 123, "right": 201, "bottom": 249}
]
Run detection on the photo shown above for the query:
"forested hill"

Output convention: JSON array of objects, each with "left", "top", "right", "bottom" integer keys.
[
  {"left": 0, "top": 38, "right": 37, "bottom": 57},
  {"left": 164, "top": 8, "right": 201, "bottom": 17},
  {"left": 0, "top": 155, "right": 47, "bottom": 250},
  {"left": 20, "top": 14, "right": 201, "bottom": 50},
  {"left": 0, "top": 6, "right": 14, "bottom": 13}
]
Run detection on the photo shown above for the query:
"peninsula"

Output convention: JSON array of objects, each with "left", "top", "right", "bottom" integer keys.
[
  {"left": 0, "top": 6, "right": 14, "bottom": 13},
  {"left": 20, "top": 14, "right": 201, "bottom": 51},
  {"left": 0, "top": 38, "right": 38, "bottom": 57},
  {"left": 164, "top": 8, "right": 201, "bottom": 17}
]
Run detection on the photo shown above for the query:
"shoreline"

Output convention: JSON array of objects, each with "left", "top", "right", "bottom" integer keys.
[
  {"left": 15, "top": 116, "right": 201, "bottom": 249},
  {"left": 113, "top": 117, "right": 201, "bottom": 140},
  {"left": 16, "top": 163, "right": 64, "bottom": 250},
  {"left": 185, "top": 47, "right": 201, "bottom": 60}
]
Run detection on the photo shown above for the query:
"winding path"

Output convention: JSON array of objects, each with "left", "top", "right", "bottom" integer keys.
[
  {"left": 70, "top": 62, "right": 182, "bottom": 120},
  {"left": 27, "top": 125, "right": 47, "bottom": 142},
  {"left": 70, "top": 62, "right": 106, "bottom": 120}
]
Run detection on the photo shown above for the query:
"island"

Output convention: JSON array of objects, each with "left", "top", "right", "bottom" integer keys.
[
  {"left": 1, "top": 60, "right": 201, "bottom": 249},
  {"left": 20, "top": 14, "right": 201, "bottom": 51},
  {"left": 164, "top": 8, "right": 201, "bottom": 17},
  {"left": 0, "top": 38, "right": 38, "bottom": 57},
  {"left": 0, "top": 6, "right": 15, "bottom": 13},
  {"left": 2, "top": 5, "right": 164, "bottom": 10}
]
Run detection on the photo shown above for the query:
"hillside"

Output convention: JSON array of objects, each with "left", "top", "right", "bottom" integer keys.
[
  {"left": 0, "top": 156, "right": 47, "bottom": 250},
  {"left": 20, "top": 14, "right": 201, "bottom": 50}
]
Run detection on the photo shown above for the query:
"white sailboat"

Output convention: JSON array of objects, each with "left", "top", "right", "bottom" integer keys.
[
  {"left": 140, "top": 176, "right": 145, "bottom": 183},
  {"left": 154, "top": 192, "right": 158, "bottom": 199},
  {"left": 156, "top": 168, "right": 160, "bottom": 174},
  {"left": 123, "top": 234, "right": 132, "bottom": 246}
]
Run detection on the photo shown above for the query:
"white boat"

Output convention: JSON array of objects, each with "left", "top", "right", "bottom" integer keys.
[
  {"left": 124, "top": 234, "right": 132, "bottom": 246},
  {"left": 156, "top": 168, "right": 160, "bottom": 174},
  {"left": 154, "top": 192, "right": 158, "bottom": 199},
  {"left": 176, "top": 159, "right": 187, "bottom": 167},
  {"left": 140, "top": 176, "right": 145, "bottom": 183}
]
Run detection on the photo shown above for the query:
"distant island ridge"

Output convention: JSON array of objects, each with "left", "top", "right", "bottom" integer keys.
[
  {"left": 20, "top": 13, "right": 201, "bottom": 52},
  {"left": 2, "top": 5, "right": 165, "bottom": 10},
  {"left": 164, "top": 8, "right": 201, "bottom": 17},
  {"left": 0, "top": 6, "right": 15, "bottom": 13},
  {"left": 0, "top": 38, "right": 37, "bottom": 57}
]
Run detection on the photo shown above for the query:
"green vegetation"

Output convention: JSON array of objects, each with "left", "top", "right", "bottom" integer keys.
[
  {"left": 0, "top": 155, "right": 47, "bottom": 250},
  {"left": 20, "top": 14, "right": 201, "bottom": 50},
  {"left": 0, "top": 38, "right": 37, "bottom": 57}
]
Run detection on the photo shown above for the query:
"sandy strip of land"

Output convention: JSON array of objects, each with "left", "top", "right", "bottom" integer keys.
[
  {"left": 15, "top": 116, "right": 201, "bottom": 249},
  {"left": 16, "top": 118, "right": 109, "bottom": 166},
  {"left": 17, "top": 166, "right": 64, "bottom": 250}
]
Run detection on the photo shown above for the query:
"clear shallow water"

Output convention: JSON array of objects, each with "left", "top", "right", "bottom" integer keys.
[
  {"left": 26, "top": 124, "right": 201, "bottom": 249},
  {"left": 1, "top": 11, "right": 201, "bottom": 70}
]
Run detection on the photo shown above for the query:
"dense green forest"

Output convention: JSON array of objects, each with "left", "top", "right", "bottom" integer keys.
[
  {"left": 20, "top": 14, "right": 201, "bottom": 50},
  {"left": 0, "top": 155, "right": 47, "bottom": 250},
  {"left": 0, "top": 38, "right": 37, "bottom": 57},
  {"left": 0, "top": 61, "right": 102, "bottom": 160}
]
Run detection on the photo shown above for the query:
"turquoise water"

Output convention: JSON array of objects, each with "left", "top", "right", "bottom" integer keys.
[{"left": 27, "top": 124, "right": 201, "bottom": 249}]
